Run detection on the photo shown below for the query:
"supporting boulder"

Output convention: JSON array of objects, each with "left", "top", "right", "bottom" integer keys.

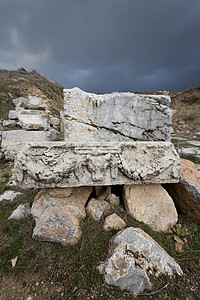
[
  {"left": 31, "top": 187, "right": 92, "bottom": 246},
  {"left": 123, "top": 184, "right": 178, "bottom": 232},
  {"left": 164, "top": 159, "right": 200, "bottom": 222}
]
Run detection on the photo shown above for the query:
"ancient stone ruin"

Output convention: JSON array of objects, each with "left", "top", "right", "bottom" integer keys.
[{"left": 11, "top": 87, "right": 183, "bottom": 296}]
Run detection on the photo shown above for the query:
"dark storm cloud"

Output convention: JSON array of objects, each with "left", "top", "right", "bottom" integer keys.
[{"left": 0, "top": 0, "right": 200, "bottom": 92}]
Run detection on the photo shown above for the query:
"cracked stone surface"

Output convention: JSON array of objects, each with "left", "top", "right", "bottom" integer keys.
[
  {"left": 31, "top": 187, "right": 92, "bottom": 246},
  {"left": 13, "top": 141, "right": 180, "bottom": 188},
  {"left": 64, "top": 87, "right": 172, "bottom": 142},
  {"left": 99, "top": 227, "right": 183, "bottom": 296},
  {"left": 123, "top": 184, "right": 178, "bottom": 232}
]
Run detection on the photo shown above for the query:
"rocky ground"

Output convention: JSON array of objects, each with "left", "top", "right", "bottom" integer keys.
[
  {"left": 0, "top": 69, "right": 200, "bottom": 299},
  {"left": 0, "top": 68, "right": 63, "bottom": 121},
  {"left": 0, "top": 159, "right": 200, "bottom": 300}
]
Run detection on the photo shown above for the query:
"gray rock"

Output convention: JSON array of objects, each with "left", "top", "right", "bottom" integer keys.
[
  {"left": 0, "top": 190, "right": 22, "bottom": 202},
  {"left": 99, "top": 227, "right": 183, "bottom": 296},
  {"left": 123, "top": 184, "right": 178, "bottom": 232},
  {"left": 9, "top": 203, "right": 31, "bottom": 219},
  {"left": 86, "top": 198, "right": 110, "bottom": 221},
  {"left": 13, "top": 141, "right": 180, "bottom": 188},
  {"left": 31, "top": 187, "right": 92, "bottom": 245},
  {"left": 64, "top": 87, "right": 172, "bottom": 142}
]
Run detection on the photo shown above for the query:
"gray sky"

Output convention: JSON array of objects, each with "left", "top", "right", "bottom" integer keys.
[{"left": 0, "top": 0, "right": 200, "bottom": 93}]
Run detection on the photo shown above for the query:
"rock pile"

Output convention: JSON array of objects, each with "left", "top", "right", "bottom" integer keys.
[
  {"left": 0, "top": 95, "right": 64, "bottom": 160},
  {"left": 6, "top": 87, "right": 193, "bottom": 296}
]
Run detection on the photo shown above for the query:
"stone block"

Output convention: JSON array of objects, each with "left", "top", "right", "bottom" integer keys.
[
  {"left": 1, "top": 130, "right": 50, "bottom": 160},
  {"left": 13, "top": 141, "right": 180, "bottom": 188},
  {"left": 64, "top": 87, "right": 172, "bottom": 142}
]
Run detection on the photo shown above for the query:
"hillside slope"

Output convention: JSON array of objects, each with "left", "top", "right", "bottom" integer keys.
[
  {"left": 0, "top": 68, "right": 63, "bottom": 120},
  {"left": 171, "top": 87, "right": 200, "bottom": 138}
]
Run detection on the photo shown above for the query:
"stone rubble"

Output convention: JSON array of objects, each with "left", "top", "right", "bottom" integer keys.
[
  {"left": 31, "top": 187, "right": 92, "bottom": 245},
  {"left": 9, "top": 203, "right": 31, "bottom": 220},
  {"left": 99, "top": 227, "right": 183, "bottom": 296},
  {"left": 86, "top": 198, "right": 110, "bottom": 221},
  {"left": 103, "top": 213, "right": 126, "bottom": 231},
  {"left": 0, "top": 190, "right": 22, "bottom": 202},
  {"left": 123, "top": 184, "right": 178, "bottom": 232}
]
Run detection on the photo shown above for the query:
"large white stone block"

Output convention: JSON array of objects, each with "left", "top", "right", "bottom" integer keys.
[
  {"left": 1, "top": 130, "right": 50, "bottom": 160},
  {"left": 13, "top": 141, "right": 180, "bottom": 188},
  {"left": 64, "top": 87, "right": 172, "bottom": 142}
]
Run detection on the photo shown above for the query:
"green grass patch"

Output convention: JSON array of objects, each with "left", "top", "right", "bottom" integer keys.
[{"left": 180, "top": 153, "right": 200, "bottom": 164}]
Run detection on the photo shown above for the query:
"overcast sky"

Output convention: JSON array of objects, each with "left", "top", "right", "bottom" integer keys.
[{"left": 0, "top": 0, "right": 200, "bottom": 93}]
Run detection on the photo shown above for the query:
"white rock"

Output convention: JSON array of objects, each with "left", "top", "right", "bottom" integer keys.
[
  {"left": 50, "top": 116, "right": 60, "bottom": 129},
  {"left": 13, "top": 141, "right": 180, "bottom": 188},
  {"left": 12, "top": 96, "right": 46, "bottom": 110},
  {"left": 103, "top": 213, "right": 126, "bottom": 231},
  {"left": 123, "top": 184, "right": 178, "bottom": 232},
  {"left": 8, "top": 110, "right": 19, "bottom": 120},
  {"left": 18, "top": 114, "right": 49, "bottom": 130},
  {"left": 86, "top": 198, "right": 110, "bottom": 221},
  {"left": 11, "top": 256, "right": 18, "bottom": 267},
  {"left": 2, "top": 120, "right": 17, "bottom": 128},
  {"left": 9, "top": 203, "right": 31, "bottom": 219},
  {"left": 0, "top": 190, "right": 22, "bottom": 202},
  {"left": 99, "top": 227, "right": 183, "bottom": 296},
  {"left": 1, "top": 130, "right": 50, "bottom": 160},
  {"left": 64, "top": 87, "right": 172, "bottom": 142},
  {"left": 31, "top": 187, "right": 92, "bottom": 245}
]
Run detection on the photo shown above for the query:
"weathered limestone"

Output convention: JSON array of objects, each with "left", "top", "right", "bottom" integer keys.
[
  {"left": 9, "top": 203, "right": 31, "bottom": 220},
  {"left": 12, "top": 96, "right": 46, "bottom": 110},
  {"left": 64, "top": 87, "right": 172, "bottom": 142},
  {"left": 164, "top": 159, "right": 200, "bottom": 222},
  {"left": 1, "top": 130, "right": 50, "bottom": 160},
  {"left": 18, "top": 114, "right": 49, "bottom": 130},
  {"left": 103, "top": 213, "right": 126, "bottom": 231},
  {"left": 13, "top": 141, "right": 180, "bottom": 188},
  {"left": 0, "top": 190, "right": 22, "bottom": 202},
  {"left": 31, "top": 187, "right": 92, "bottom": 245},
  {"left": 123, "top": 184, "right": 178, "bottom": 232},
  {"left": 99, "top": 227, "right": 183, "bottom": 296},
  {"left": 86, "top": 198, "right": 110, "bottom": 221}
]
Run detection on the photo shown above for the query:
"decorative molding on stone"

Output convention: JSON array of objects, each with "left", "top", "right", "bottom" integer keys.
[{"left": 13, "top": 141, "right": 180, "bottom": 188}]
